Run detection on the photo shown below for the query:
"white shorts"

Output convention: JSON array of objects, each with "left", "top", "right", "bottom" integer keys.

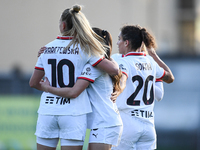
[
  {"left": 89, "top": 126, "right": 123, "bottom": 146},
  {"left": 35, "top": 114, "right": 87, "bottom": 142},
  {"left": 112, "top": 111, "right": 156, "bottom": 150}
]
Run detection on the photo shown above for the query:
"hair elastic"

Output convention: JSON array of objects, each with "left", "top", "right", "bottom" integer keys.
[{"left": 102, "top": 30, "right": 107, "bottom": 36}]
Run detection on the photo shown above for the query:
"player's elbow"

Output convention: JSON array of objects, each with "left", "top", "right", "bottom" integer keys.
[
  {"left": 171, "top": 75, "right": 175, "bottom": 83},
  {"left": 65, "top": 91, "right": 79, "bottom": 98},
  {"left": 69, "top": 94, "right": 78, "bottom": 98},
  {"left": 29, "top": 81, "right": 37, "bottom": 88},
  {"left": 110, "top": 68, "right": 119, "bottom": 76},
  {"left": 166, "top": 76, "right": 175, "bottom": 83},
  {"left": 163, "top": 72, "right": 175, "bottom": 84}
]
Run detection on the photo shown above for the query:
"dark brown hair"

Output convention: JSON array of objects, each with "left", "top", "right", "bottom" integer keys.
[
  {"left": 92, "top": 27, "right": 121, "bottom": 92},
  {"left": 121, "top": 25, "right": 157, "bottom": 51},
  {"left": 92, "top": 27, "right": 112, "bottom": 59}
]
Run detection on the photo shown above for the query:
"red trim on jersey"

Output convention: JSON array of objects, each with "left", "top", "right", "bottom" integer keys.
[
  {"left": 157, "top": 70, "right": 165, "bottom": 80},
  {"left": 77, "top": 77, "right": 94, "bottom": 83},
  {"left": 125, "top": 52, "right": 144, "bottom": 57},
  {"left": 35, "top": 66, "right": 44, "bottom": 71},
  {"left": 92, "top": 57, "right": 105, "bottom": 67},
  {"left": 156, "top": 79, "right": 163, "bottom": 82},
  {"left": 56, "top": 36, "right": 73, "bottom": 40},
  {"left": 122, "top": 54, "right": 124, "bottom": 57},
  {"left": 122, "top": 71, "right": 128, "bottom": 78}
]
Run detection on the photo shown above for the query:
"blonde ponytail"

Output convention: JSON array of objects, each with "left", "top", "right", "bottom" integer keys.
[{"left": 61, "top": 5, "right": 106, "bottom": 57}]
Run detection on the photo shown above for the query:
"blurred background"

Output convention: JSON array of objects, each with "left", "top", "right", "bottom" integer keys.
[{"left": 0, "top": 0, "right": 200, "bottom": 149}]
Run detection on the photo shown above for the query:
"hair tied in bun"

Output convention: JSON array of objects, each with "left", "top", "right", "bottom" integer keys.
[
  {"left": 102, "top": 30, "right": 107, "bottom": 36},
  {"left": 73, "top": 5, "right": 81, "bottom": 13},
  {"left": 141, "top": 28, "right": 146, "bottom": 32}
]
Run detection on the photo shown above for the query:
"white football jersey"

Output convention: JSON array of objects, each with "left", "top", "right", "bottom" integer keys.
[
  {"left": 112, "top": 53, "right": 164, "bottom": 102},
  {"left": 114, "top": 52, "right": 165, "bottom": 124},
  {"left": 35, "top": 36, "right": 104, "bottom": 115},
  {"left": 111, "top": 53, "right": 124, "bottom": 60},
  {"left": 78, "top": 63, "right": 122, "bottom": 129}
]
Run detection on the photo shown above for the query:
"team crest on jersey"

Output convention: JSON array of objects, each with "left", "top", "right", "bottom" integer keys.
[
  {"left": 86, "top": 67, "right": 91, "bottom": 72},
  {"left": 119, "top": 64, "right": 127, "bottom": 71},
  {"left": 81, "top": 67, "right": 91, "bottom": 75}
]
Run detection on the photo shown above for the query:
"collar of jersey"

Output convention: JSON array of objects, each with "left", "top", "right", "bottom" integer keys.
[
  {"left": 125, "top": 52, "right": 145, "bottom": 57},
  {"left": 56, "top": 36, "right": 73, "bottom": 40}
]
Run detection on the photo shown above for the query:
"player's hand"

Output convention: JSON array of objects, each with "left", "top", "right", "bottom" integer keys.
[
  {"left": 146, "top": 47, "right": 156, "bottom": 57},
  {"left": 38, "top": 46, "right": 46, "bottom": 57},
  {"left": 40, "top": 77, "right": 50, "bottom": 92},
  {"left": 110, "top": 90, "right": 121, "bottom": 103}
]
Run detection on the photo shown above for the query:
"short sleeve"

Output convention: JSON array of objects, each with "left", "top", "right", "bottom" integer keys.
[
  {"left": 88, "top": 55, "right": 105, "bottom": 67},
  {"left": 117, "top": 59, "right": 129, "bottom": 78},
  {"left": 155, "top": 63, "right": 165, "bottom": 79},
  {"left": 78, "top": 63, "right": 102, "bottom": 83},
  {"left": 35, "top": 55, "right": 44, "bottom": 71}
]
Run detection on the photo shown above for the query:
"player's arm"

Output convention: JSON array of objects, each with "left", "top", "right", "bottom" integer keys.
[
  {"left": 29, "top": 69, "right": 45, "bottom": 91},
  {"left": 96, "top": 57, "right": 119, "bottom": 76},
  {"left": 155, "top": 79, "right": 164, "bottom": 101},
  {"left": 111, "top": 73, "right": 127, "bottom": 102},
  {"left": 147, "top": 48, "right": 174, "bottom": 83},
  {"left": 40, "top": 77, "right": 89, "bottom": 98}
]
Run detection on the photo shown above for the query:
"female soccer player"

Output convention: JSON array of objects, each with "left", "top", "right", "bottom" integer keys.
[
  {"left": 39, "top": 28, "right": 123, "bottom": 150},
  {"left": 111, "top": 25, "right": 174, "bottom": 150},
  {"left": 29, "top": 5, "right": 119, "bottom": 150}
]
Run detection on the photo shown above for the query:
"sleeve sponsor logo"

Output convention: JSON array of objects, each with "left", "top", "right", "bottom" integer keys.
[{"left": 81, "top": 67, "right": 91, "bottom": 75}]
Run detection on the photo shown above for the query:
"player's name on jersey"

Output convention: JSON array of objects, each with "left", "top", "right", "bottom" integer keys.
[
  {"left": 45, "top": 96, "right": 70, "bottom": 105},
  {"left": 43, "top": 47, "right": 79, "bottom": 55},
  {"left": 131, "top": 109, "right": 153, "bottom": 118},
  {"left": 135, "top": 63, "right": 152, "bottom": 71}
]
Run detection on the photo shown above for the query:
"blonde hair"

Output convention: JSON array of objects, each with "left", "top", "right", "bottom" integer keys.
[{"left": 61, "top": 5, "right": 106, "bottom": 57}]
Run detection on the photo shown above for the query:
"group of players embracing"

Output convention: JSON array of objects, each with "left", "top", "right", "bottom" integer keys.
[{"left": 30, "top": 4, "right": 174, "bottom": 150}]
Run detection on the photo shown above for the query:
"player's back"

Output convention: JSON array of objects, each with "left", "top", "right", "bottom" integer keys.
[
  {"left": 78, "top": 63, "right": 122, "bottom": 129},
  {"left": 36, "top": 36, "right": 94, "bottom": 116},
  {"left": 41, "top": 36, "right": 89, "bottom": 88},
  {"left": 116, "top": 52, "right": 164, "bottom": 123}
]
